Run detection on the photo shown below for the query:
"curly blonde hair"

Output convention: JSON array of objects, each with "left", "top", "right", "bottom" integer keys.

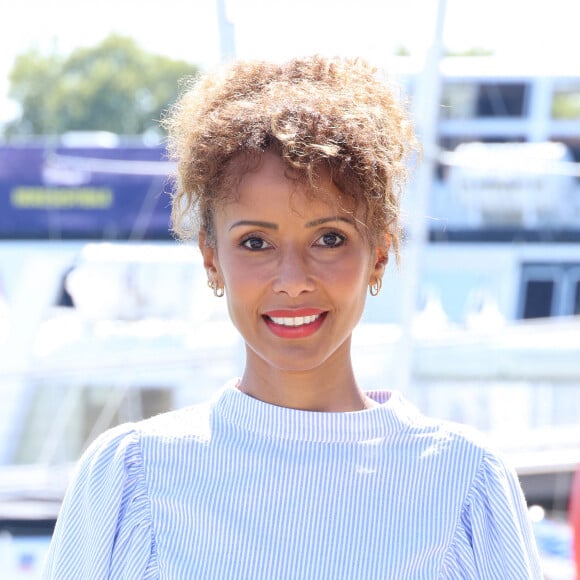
[{"left": 163, "top": 55, "right": 418, "bottom": 257}]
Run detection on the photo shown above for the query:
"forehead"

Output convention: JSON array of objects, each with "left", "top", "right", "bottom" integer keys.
[{"left": 219, "top": 151, "right": 352, "bottom": 214}]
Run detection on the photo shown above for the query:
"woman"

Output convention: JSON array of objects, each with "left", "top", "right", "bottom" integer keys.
[{"left": 43, "top": 56, "right": 542, "bottom": 579}]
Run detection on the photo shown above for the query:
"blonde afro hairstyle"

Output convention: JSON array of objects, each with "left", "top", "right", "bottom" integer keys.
[{"left": 163, "top": 55, "right": 418, "bottom": 257}]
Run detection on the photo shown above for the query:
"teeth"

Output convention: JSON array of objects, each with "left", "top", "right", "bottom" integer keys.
[{"left": 269, "top": 314, "right": 320, "bottom": 327}]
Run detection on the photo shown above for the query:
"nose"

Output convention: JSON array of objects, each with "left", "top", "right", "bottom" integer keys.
[{"left": 271, "top": 247, "right": 315, "bottom": 297}]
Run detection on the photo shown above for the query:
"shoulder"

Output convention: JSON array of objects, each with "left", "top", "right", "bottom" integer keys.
[
  {"left": 58, "top": 399, "right": 217, "bottom": 522},
  {"left": 399, "top": 401, "right": 529, "bottom": 523},
  {"left": 382, "top": 391, "right": 518, "bottom": 493},
  {"left": 46, "top": 424, "right": 157, "bottom": 577},
  {"left": 78, "top": 421, "right": 140, "bottom": 473},
  {"left": 70, "top": 397, "right": 214, "bottom": 485},
  {"left": 388, "top": 390, "right": 493, "bottom": 461}
]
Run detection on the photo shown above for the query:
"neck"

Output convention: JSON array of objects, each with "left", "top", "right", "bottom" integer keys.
[{"left": 238, "top": 347, "right": 376, "bottom": 412}]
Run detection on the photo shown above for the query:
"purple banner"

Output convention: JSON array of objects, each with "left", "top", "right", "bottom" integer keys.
[{"left": 0, "top": 145, "right": 176, "bottom": 240}]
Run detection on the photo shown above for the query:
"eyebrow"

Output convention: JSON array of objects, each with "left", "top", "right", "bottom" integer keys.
[
  {"left": 229, "top": 220, "right": 278, "bottom": 231},
  {"left": 305, "top": 216, "right": 355, "bottom": 228},
  {"left": 228, "top": 216, "right": 354, "bottom": 231}
]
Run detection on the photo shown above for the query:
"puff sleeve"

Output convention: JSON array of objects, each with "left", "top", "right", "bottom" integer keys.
[
  {"left": 42, "top": 423, "right": 158, "bottom": 579},
  {"left": 441, "top": 450, "right": 543, "bottom": 579}
]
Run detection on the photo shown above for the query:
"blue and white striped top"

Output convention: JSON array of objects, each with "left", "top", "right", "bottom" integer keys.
[{"left": 43, "top": 382, "right": 542, "bottom": 579}]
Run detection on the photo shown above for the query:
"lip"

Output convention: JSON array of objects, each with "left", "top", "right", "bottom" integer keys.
[{"left": 262, "top": 309, "right": 327, "bottom": 339}]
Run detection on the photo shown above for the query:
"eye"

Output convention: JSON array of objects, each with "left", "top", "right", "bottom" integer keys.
[
  {"left": 241, "top": 236, "right": 272, "bottom": 251},
  {"left": 315, "top": 231, "right": 346, "bottom": 248}
]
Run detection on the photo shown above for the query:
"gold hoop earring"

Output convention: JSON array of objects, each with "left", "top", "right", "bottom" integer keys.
[
  {"left": 208, "top": 280, "right": 225, "bottom": 297},
  {"left": 369, "top": 278, "right": 382, "bottom": 297}
]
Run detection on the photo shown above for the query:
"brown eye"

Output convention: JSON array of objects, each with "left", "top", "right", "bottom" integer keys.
[
  {"left": 315, "top": 232, "right": 346, "bottom": 248},
  {"left": 242, "top": 236, "right": 271, "bottom": 250}
]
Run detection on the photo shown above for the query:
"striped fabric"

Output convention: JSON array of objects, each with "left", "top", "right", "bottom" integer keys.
[{"left": 43, "top": 381, "right": 542, "bottom": 579}]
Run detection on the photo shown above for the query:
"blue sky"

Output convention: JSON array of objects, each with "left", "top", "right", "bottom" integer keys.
[{"left": 1, "top": 0, "right": 579, "bottom": 123}]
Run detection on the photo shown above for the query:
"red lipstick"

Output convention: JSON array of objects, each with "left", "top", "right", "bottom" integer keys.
[{"left": 263, "top": 309, "right": 327, "bottom": 339}]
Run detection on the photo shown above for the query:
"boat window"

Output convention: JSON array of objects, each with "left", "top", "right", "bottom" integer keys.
[
  {"left": 520, "top": 263, "right": 580, "bottom": 319},
  {"left": 570, "top": 267, "right": 580, "bottom": 316},
  {"left": 552, "top": 80, "right": 580, "bottom": 119},
  {"left": 12, "top": 385, "right": 173, "bottom": 464},
  {"left": 476, "top": 82, "right": 527, "bottom": 117},
  {"left": 522, "top": 279, "right": 555, "bottom": 319},
  {"left": 441, "top": 82, "right": 527, "bottom": 119},
  {"left": 82, "top": 386, "right": 172, "bottom": 447},
  {"left": 441, "top": 83, "right": 477, "bottom": 119}
]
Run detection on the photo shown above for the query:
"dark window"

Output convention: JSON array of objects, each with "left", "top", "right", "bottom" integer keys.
[
  {"left": 476, "top": 83, "right": 527, "bottom": 117},
  {"left": 520, "top": 264, "right": 580, "bottom": 319},
  {"left": 522, "top": 280, "right": 554, "bottom": 319}
]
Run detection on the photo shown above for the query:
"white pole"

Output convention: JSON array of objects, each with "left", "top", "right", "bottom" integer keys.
[
  {"left": 396, "top": 0, "right": 447, "bottom": 396},
  {"left": 216, "top": 0, "right": 236, "bottom": 62}
]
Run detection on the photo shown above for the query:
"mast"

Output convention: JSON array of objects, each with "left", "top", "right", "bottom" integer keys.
[
  {"left": 216, "top": 0, "right": 236, "bottom": 62},
  {"left": 395, "top": 0, "right": 447, "bottom": 395}
]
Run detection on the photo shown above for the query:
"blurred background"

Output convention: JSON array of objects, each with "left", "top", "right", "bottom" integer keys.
[{"left": 0, "top": 0, "right": 579, "bottom": 577}]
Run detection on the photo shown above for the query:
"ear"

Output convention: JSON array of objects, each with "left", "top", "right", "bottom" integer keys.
[
  {"left": 371, "top": 233, "right": 390, "bottom": 280},
  {"left": 198, "top": 231, "right": 221, "bottom": 282}
]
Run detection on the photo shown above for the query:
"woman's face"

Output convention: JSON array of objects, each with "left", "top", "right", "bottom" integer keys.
[{"left": 200, "top": 152, "right": 389, "bottom": 376}]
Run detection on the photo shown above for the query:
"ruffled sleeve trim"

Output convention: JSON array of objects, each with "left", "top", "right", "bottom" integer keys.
[
  {"left": 43, "top": 424, "right": 159, "bottom": 579},
  {"left": 440, "top": 450, "right": 543, "bottom": 579}
]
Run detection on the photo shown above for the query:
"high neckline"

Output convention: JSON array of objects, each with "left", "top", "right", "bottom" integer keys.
[{"left": 211, "top": 379, "right": 420, "bottom": 443}]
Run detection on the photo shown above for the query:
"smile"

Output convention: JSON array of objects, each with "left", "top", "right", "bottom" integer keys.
[
  {"left": 267, "top": 314, "right": 321, "bottom": 327},
  {"left": 263, "top": 309, "right": 327, "bottom": 338}
]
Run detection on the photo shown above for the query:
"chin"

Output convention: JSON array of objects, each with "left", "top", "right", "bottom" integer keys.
[{"left": 252, "top": 343, "right": 346, "bottom": 375}]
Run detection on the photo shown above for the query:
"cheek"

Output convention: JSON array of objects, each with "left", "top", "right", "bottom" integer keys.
[
  {"left": 220, "top": 255, "right": 266, "bottom": 295},
  {"left": 322, "top": 252, "right": 373, "bottom": 288}
]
